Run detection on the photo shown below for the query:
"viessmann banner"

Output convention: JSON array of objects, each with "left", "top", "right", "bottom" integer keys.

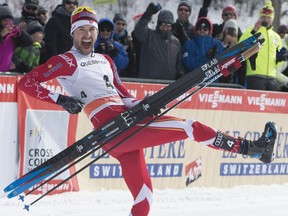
[{"left": 75, "top": 82, "right": 288, "bottom": 191}]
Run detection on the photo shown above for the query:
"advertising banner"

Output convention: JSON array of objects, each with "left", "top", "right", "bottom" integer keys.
[
  {"left": 18, "top": 77, "right": 79, "bottom": 195},
  {"left": 0, "top": 76, "right": 18, "bottom": 195},
  {"left": 75, "top": 82, "right": 288, "bottom": 191}
]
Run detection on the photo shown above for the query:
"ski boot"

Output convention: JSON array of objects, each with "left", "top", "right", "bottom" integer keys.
[{"left": 245, "top": 122, "right": 277, "bottom": 163}]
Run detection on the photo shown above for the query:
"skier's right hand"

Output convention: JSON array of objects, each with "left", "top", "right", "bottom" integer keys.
[
  {"left": 56, "top": 94, "right": 84, "bottom": 114},
  {"left": 145, "top": 3, "right": 162, "bottom": 17}
]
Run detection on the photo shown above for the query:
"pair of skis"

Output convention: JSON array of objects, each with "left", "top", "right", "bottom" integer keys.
[{"left": 3, "top": 33, "right": 263, "bottom": 210}]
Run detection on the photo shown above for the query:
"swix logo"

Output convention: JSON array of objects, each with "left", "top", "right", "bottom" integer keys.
[
  {"left": 59, "top": 54, "right": 75, "bottom": 67},
  {"left": 185, "top": 158, "right": 202, "bottom": 186},
  {"left": 220, "top": 57, "right": 236, "bottom": 70}
]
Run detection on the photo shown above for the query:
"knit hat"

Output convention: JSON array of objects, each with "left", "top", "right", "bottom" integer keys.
[
  {"left": 62, "top": 0, "right": 78, "bottom": 6},
  {"left": 27, "top": 21, "right": 43, "bottom": 35},
  {"left": 24, "top": 0, "right": 39, "bottom": 8},
  {"left": 113, "top": 13, "right": 126, "bottom": 23},
  {"left": 157, "top": 10, "right": 174, "bottom": 25},
  {"left": 70, "top": 6, "right": 98, "bottom": 34},
  {"left": 195, "top": 17, "right": 212, "bottom": 34},
  {"left": 259, "top": 0, "right": 274, "bottom": 20},
  {"left": 38, "top": 6, "right": 48, "bottom": 14},
  {"left": 278, "top": 24, "right": 288, "bottom": 34},
  {"left": 177, "top": 0, "right": 192, "bottom": 12},
  {"left": 223, "top": 19, "right": 238, "bottom": 33},
  {"left": 222, "top": 5, "right": 237, "bottom": 18},
  {"left": 0, "top": 5, "right": 14, "bottom": 21},
  {"left": 98, "top": 19, "right": 114, "bottom": 31}
]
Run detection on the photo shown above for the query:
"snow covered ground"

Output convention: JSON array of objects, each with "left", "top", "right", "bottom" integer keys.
[{"left": 1, "top": 184, "right": 287, "bottom": 216}]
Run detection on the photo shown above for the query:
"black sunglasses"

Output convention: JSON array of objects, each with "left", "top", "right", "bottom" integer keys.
[
  {"left": 100, "top": 28, "right": 112, "bottom": 32},
  {"left": 65, "top": 1, "right": 78, "bottom": 6},
  {"left": 25, "top": 5, "right": 37, "bottom": 11},
  {"left": 159, "top": 22, "right": 172, "bottom": 27}
]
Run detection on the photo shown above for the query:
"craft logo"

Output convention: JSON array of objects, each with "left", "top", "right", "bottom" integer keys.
[{"left": 185, "top": 158, "right": 202, "bottom": 186}]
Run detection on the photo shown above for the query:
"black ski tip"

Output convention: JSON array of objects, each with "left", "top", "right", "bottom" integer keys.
[
  {"left": 257, "top": 38, "right": 265, "bottom": 45},
  {"left": 23, "top": 204, "right": 30, "bottom": 211},
  {"left": 18, "top": 195, "right": 25, "bottom": 202},
  {"left": 254, "top": 32, "right": 262, "bottom": 39}
]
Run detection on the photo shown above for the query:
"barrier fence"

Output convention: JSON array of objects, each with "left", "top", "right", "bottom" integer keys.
[{"left": 0, "top": 73, "right": 287, "bottom": 195}]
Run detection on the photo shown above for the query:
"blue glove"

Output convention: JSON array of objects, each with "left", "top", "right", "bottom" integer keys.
[
  {"left": 276, "top": 47, "right": 288, "bottom": 63},
  {"left": 145, "top": 3, "right": 162, "bottom": 16}
]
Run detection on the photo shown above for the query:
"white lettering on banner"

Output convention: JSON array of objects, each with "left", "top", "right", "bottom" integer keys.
[
  {"left": 220, "top": 163, "right": 288, "bottom": 176},
  {"left": 127, "top": 89, "right": 137, "bottom": 98},
  {"left": 199, "top": 90, "right": 242, "bottom": 108},
  {"left": 248, "top": 94, "right": 286, "bottom": 110},
  {"left": 32, "top": 183, "right": 70, "bottom": 193},
  {"left": 0, "top": 83, "right": 14, "bottom": 93}
]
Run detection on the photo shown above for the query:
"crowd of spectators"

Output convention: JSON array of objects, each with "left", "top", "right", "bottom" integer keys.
[{"left": 1, "top": 0, "right": 288, "bottom": 92}]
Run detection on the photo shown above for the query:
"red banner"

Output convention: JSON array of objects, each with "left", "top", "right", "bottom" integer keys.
[{"left": 123, "top": 82, "right": 288, "bottom": 113}]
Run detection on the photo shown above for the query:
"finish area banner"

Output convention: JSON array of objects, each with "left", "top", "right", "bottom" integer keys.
[
  {"left": 75, "top": 82, "right": 288, "bottom": 191},
  {"left": 17, "top": 78, "right": 79, "bottom": 195}
]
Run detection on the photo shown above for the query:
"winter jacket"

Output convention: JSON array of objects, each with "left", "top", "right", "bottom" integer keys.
[
  {"left": 14, "top": 41, "right": 42, "bottom": 73},
  {"left": 134, "top": 13, "right": 185, "bottom": 80},
  {"left": 40, "top": 5, "right": 73, "bottom": 63},
  {"left": 94, "top": 18, "right": 128, "bottom": 73},
  {"left": 182, "top": 35, "right": 224, "bottom": 71},
  {"left": 0, "top": 27, "right": 32, "bottom": 72},
  {"left": 113, "top": 29, "right": 137, "bottom": 77},
  {"left": 239, "top": 26, "right": 282, "bottom": 78}
]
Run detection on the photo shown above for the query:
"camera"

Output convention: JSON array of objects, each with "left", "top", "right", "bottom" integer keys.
[{"left": 226, "top": 27, "right": 236, "bottom": 37}]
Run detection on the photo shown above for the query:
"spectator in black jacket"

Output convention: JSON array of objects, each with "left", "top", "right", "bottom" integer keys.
[
  {"left": 113, "top": 13, "right": 137, "bottom": 77},
  {"left": 40, "top": 0, "right": 78, "bottom": 63},
  {"left": 172, "top": 0, "right": 194, "bottom": 46},
  {"left": 14, "top": 0, "right": 39, "bottom": 31},
  {"left": 134, "top": 3, "right": 186, "bottom": 80}
]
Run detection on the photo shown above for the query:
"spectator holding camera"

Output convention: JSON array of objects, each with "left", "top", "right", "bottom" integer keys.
[
  {"left": 217, "top": 19, "right": 240, "bottom": 84},
  {"left": 239, "top": 0, "right": 282, "bottom": 91},
  {"left": 0, "top": 4, "right": 32, "bottom": 72},
  {"left": 94, "top": 18, "right": 129, "bottom": 75},
  {"left": 134, "top": 3, "right": 185, "bottom": 80},
  {"left": 182, "top": 17, "right": 224, "bottom": 72}
]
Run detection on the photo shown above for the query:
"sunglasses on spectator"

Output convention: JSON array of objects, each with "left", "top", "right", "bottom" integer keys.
[
  {"left": 223, "top": 13, "right": 235, "bottom": 17},
  {"left": 100, "top": 28, "right": 112, "bottom": 32},
  {"left": 37, "top": 12, "right": 47, "bottom": 16},
  {"left": 66, "top": 1, "right": 78, "bottom": 6},
  {"left": 197, "top": 27, "right": 209, "bottom": 32},
  {"left": 25, "top": 5, "right": 37, "bottom": 11},
  {"left": 178, "top": 8, "right": 190, "bottom": 12},
  {"left": 159, "top": 22, "right": 172, "bottom": 27},
  {"left": 261, "top": 7, "right": 273, "bottom": 15}
]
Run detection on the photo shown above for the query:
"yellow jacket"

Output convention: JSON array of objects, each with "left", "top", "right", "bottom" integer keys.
[{"left": 239, "top": 26, "right": 282, "bottom": 78}]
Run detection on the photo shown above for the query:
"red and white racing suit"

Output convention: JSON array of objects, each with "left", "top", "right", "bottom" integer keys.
[{"left": 18, "top": 47, "right": 240, "bottom": 216}]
